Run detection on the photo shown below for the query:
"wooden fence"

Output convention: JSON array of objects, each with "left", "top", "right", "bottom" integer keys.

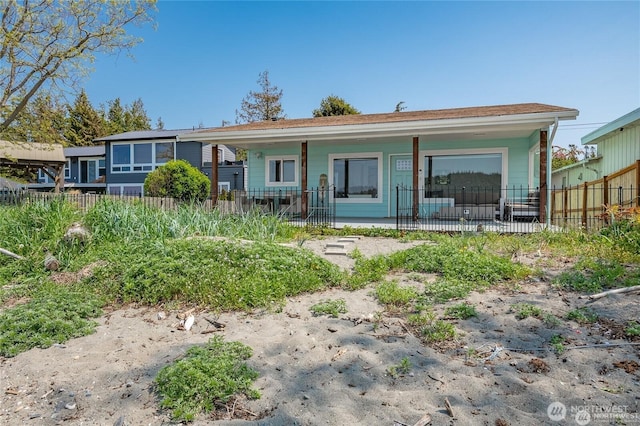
[{"left": 551, "top": 160, "right": 640, "bottom": 230}]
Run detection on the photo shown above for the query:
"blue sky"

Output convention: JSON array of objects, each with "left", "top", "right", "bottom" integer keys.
[{"left": 83, "top": 1, "right": 640, "bottom": 148}]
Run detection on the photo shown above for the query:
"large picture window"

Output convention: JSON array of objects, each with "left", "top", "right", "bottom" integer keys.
[
  {"left": 111, "top": 142, "right": 175, "bottom": 173},
  {"left": 330, "top": 153, "right": 382, "bottom": 202},
  {"left": 265, "top": 155, "right": 298, "bottom": 186},
  {"left": 423, "top": 151, "right": 503, "bottom": 197}
]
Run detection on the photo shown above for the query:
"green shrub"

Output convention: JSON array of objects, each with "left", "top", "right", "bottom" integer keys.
[
  {"left": 445, "top": 303, "right": 477, "bottom": 319},
  {"left": 310, "top": 299, "right": 347, "bottom": 318},
  {"left": 374, "top": 281, "right": 417, "bottom": 307},
  {"left": 625, "top": 321, "right": 640, "bottom": 337},
  {"left": 422, "top": 319, "right": 457, "bottom": 343},
  {"left": 156, "top": 336, "right": 260, "bottom": 421},
  {"left": 566, "top": 307, "right": 599, "bottom": 324},
  {"left": 94, "top": 239, "right": 343, "bottom": 309},
  {"left": 423, "top": 278, "right": 475, "bottom": 303},
  {"left": 0, "top": 288, "right": 103, "bottom": 357},
  {"left": 511, "top": 303, "right": 543, "bottom": 320},
  {"left": 554, "top": 259, "right": 633, "bottom": 293},
  {"left": 144, "top": 159, "right": 210, "bottom": 202}
]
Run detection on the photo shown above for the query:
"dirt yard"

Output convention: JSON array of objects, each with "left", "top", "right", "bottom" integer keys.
[{"left": 1, "top": 237, "right": 639, "bottom": 425}]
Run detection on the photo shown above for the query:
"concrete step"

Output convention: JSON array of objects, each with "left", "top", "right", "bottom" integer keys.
[
  {"left": 324, "top": 249, "right": 348, "bottom": 256},
  {"left": 325, "top": 243, "right": 347, "bottom": 249}
]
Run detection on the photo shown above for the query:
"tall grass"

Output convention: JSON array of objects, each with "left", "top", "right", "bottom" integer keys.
[{"left": 84, "top": 199, "right": 297, "bottom": 243}]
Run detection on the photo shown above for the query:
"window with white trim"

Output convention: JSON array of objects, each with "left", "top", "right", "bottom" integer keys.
[
  {"left": 79, "top": 158, "right": 105, "bottom": 183},
  {"left": 265, "top": 155, "right": 298, "bottom": 186},
  {"left": 108, "top": 184, "right": 144, "bottom": 196},
  {"left": 329, "top": 152, "right": 383, "bottom": 202},
  {"left": 38, "top": 160, "right": 71, "bottom": 183},
  {"left": 111, "top": 142, "right": 175, "bottom": 173}
]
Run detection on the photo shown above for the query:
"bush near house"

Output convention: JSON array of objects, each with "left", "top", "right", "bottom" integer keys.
[{"left": 144, "top": 160, "right": 210, "bottom": 202}]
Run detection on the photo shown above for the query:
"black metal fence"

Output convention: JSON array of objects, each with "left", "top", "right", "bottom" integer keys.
[{"left": 396, "top": 185, "right": 639, "bottom": 233}]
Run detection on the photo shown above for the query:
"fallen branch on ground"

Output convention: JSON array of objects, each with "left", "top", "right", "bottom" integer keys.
[
  {"left": 580, "top": 285, "right": 640, "bottom": 301},
  {"left": 0, "top": 247, "right": 25, "bottom": 260}
]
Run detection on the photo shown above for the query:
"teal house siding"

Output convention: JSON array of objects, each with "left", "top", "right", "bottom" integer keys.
[
  {"left": 246, "top": 134, "right": 538, "bottom": 218},
  {"left": 185, "top": 103, "right": 579, "bottom": 220}
]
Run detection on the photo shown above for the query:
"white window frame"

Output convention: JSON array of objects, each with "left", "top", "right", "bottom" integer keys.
[
  {"left": 39, "top": 159, "right": 71, "bottom": 183},
  {"left": 529, "top": 143, "right": 540, "bottom": 189},
  {"left": 329, "top": 152, "right": 383, "bottom": 204},
  {"left": 107, "top": 184, "right": 144, "bottom": 197},
  {"left": 110, "top": 141, "right": 175, "bottom": 173},
  {"left": 265, "top": 155, "right": 299, "bottom": 187},
  {"left": 419, "top": 147, "right": 509, "bottom": 201},
  {"left": 79, "top": 157, "right": 105, "bottom": 183}
]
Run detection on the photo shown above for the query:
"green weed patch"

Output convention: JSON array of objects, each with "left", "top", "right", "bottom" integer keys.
[
  {"left": 93, "top": 239, "right": 343, "bottom": 309},
  {"left": 156, "top": 336, "right": 260, "bottom": 422},
  {"left": 0, "top": 288, "right": 102, "bottom": 357}
]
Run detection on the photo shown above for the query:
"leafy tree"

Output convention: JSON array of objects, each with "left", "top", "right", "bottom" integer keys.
[
  {"left": 0, "top": 0, "right": 156, "bottom": 134},
  {"left": 552, "top": 144, "right": 586, "bottom": 170},
  {"left": 312, "top": 95, "right": 360, "bottom": 117},
  {"left": 66, "top": 89, "right": 107, "bottom": 146},
  {"left": 144, "top": 160, "right": 210, "bottom": 202},
  {"left": 235, "top": 71, "right": 285, "bottom": 123},
  {"left": 155, "top": 116, "right": 165, "bottom": 130}
]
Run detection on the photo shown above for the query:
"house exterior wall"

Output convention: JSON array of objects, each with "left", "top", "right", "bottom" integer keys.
[
  {"left": 247, "top": 135, "right": 535, "bottom": 218},
  {"left": 105, "top": 140, "right": 203, "bottom": 195},
  {"left": 551, "top": 158, "right": 603, "bottom": 188},
  {"left": 201, "top": 163, "right": 246, "bottom": 191},
  {"left": 176, "top": 141, "right": 203, "bottom": 167},
  {"left": 595, "top": 123, "right": 640, "bottom": 176},
  {"left": 202, "top": 144, "right": 236, "bottom": 165}
]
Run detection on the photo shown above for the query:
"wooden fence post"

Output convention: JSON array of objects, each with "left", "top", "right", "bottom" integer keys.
[
  {"left": 636, "top": 160, "right": 640, "bottom": 207},
  {"left": 603, "top": 175, "right": 609, "bottom": 224},
  {"left": 582, "top": 182, "right": 588, "bottom": 230},
  {"left": 563, "top": 187, "right": 568, "bottom": 225}
]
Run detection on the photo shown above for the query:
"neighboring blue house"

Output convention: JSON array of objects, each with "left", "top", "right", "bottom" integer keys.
[
  {"left": 33, "top": 145, "right": 106, "bottom": 193},
  {"left": 184, "top": 103, "right": 578, "bottom": 221},
  {"left": 94, "top": 129, "right": 243, "bottom": 196}
]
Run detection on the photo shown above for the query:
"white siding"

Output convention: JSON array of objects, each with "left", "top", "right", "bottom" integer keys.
[{"left": 202, "top": 144, "right": 236, "bottom": 165}]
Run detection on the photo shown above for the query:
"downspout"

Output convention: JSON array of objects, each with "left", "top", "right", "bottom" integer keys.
[{"left": 546, "top": 117, "right": 559, "bottom": 227}]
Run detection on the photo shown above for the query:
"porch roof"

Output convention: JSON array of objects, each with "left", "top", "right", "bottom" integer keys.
[
  {"left": 181, "top": 103, "right": 578, "bottom": 148},
  {"left": 0, "top": 140, "right": 66, "bottom": 167}
]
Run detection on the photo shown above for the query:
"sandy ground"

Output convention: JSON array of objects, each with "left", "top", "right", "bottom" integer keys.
[{"left": 1, "top": 237, "right": 639, "bottom": 426}]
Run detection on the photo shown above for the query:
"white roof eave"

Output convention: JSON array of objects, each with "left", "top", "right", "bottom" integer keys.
[{"left": 180, "top": 110, "right": 578, "bottom": 145}]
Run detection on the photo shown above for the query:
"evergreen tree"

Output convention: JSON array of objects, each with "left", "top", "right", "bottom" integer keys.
[
  {"left": 107, "top": 98, "right": 127, "bottom": 134},
  {"left": 125, "top": 98, "right": 152, "bottom": 131},
  {"left": 2, "top": 93, "right": 67, "bottom": 145},
  {"left": 156, "top": 116, "right": 165, "bottom": 130},
  {"left": 66, "top": 89, "right": 106, "bottom": 146}
]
